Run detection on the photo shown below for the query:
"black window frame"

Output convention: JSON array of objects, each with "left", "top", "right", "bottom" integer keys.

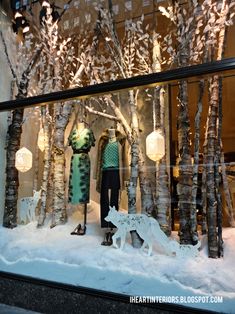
[{"left": 0, "top": 57, "right": 235, "bottom": 112}]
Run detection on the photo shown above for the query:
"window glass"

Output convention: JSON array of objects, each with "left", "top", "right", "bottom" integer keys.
[
  {"left": 0, "top": 1, "right": 235, "bottom": 312},
  {"left": 0, "top": 71, "right": 235, "bottom": 312}
]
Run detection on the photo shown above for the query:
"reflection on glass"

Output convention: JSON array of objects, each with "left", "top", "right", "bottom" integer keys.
[{"left": 0, "top": 73, "right": 235, "bottom": 312}]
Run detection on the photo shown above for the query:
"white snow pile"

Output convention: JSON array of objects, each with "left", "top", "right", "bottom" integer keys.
[{"left": 0, "top": 201, "right": 235, "bottom": 313}]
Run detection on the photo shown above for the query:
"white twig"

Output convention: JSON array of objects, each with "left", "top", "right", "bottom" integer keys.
[{"left": 84, "top": 105, "right": 120, "bottom": 121}]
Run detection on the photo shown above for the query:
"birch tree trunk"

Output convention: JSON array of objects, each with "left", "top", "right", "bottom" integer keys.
[
  {"left": 215, "top": 77, "right": 223, "bottom": 257},
  {"left": 127, "top": 141, "right": 142, "bottom": 247},
  {"left": 191, "top": 80, "right": 204, "bottom": 243},
  {"left": 3, "top": 107, "right": 24, "bottom": 228},
  {"left": 201, "top": 135, "right": 208, "bottom": 235},
  {"left": 128, "top": 90, "right": 154, "bottom": 214},
  {"left": 152, "top": 34, "right": 171, "bottom": 235},
  {"left": 153, "top": 87, "right": 171, "bottom": 235},
  {"left": 206, "top": 76, "right": 219, "bottom": 258},
  {"left": 177, "top": 80, "right": 193, "bottom": 244},
  {"left": 206, "top": 0, "right": 229, "bottom": 257},
  {"left": 127, "top": 141, "right": 138, "bottom": 215},
  {"left": 174, "top": 0, "right": 194, "bottom": 244},
  {"left": 127, "top": 90, "right": 139, "bottom": 213},
  {"left": 138, "top": 152, "right": 155, "bottom": 214},
  {"left": 220, "top": 147, "right": 235, "bottom": 226},
  {"left": 37, "top": 106, "right": 52, "bottom": 227},
  {"left": 199, "top": 4, "right": 211, "bottom": 236},
  {"left": 218, "top": 1, "right": 234, "bottom": 227},
  {"left": 33, "top": 110, "right": 42, "bottom": 192},
  {"left": 127, "top": 90, "right": 143, "bottom": 247},
  {"left": 157, "top": 156, "right": 171, "bottom": 235},
  {"left": 50, "top": 102, "right": 72, "bottom": 228},
  {"left": 2, "top": 46, "right": 40, "bottom": 227},
  {"left": 33, "top": 143, "right": 39, "bottom": 192},
  {"left": 3, "top": 72, "right": 30, "bottom": 228}
]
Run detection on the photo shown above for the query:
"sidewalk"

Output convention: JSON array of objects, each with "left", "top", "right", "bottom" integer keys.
[{"left": 0, "top": 304, "right": 40, "bottom": 314}]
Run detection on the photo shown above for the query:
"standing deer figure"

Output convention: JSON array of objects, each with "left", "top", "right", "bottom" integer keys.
[{"left": 18, "top": 189, "right": 41, "bottom": 224}]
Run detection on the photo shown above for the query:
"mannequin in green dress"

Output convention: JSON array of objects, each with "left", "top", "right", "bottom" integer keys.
[{"left": 68, "top": 121, "right": 95, "bottom": 235}]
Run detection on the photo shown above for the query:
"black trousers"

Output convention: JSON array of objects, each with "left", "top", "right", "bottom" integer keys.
[{"left": 100, "top": 169, "right": 120, "bottom": 228}]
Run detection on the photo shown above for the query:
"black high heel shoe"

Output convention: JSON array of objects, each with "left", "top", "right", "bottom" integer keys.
[
  {"left": 77, "top": 225, "right": 86, "bottom": 235},
  {"left": 108, "top": 231, "right": 114, "bottom": 245},
  {"left": 71, "top": 224, "right": 81, "bottom": 235},
  {"left": 101, "top": 231, "right": 113, "bottom": 246},
  {"left": 71, "top": 224, "right": 87, "bottom": 235}
]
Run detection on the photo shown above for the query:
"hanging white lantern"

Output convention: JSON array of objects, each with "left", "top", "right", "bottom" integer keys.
[
  {"left": 37, "top": 128, "right": 45, "bottom": 152},
  {"left": 146, "top": 130, "right": 165, "bottom": 162},
  {"left": 15, "top": 147, "right": 32, "bottom": 173}
]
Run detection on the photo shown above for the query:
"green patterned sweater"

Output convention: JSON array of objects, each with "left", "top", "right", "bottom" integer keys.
[{"left": 102, "top": 141, "right": 119, "bottom": 169}]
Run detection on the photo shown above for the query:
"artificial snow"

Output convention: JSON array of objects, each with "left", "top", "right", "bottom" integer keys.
[{"left": 0, "top": 201, "right": 235, "bottom": 313}]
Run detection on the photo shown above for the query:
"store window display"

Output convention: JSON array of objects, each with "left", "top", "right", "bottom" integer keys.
[
  {"left": 94, "top": 128, "right": 129, "bottom": 245},
  {"left": 68, "top": 121, "right": 95, "bottom": 235}
]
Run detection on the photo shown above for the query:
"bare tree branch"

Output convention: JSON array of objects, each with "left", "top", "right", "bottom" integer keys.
[
  {"left": 83, "top": 105, "right": 120, "bottom": 121},
  {"left": 22, "top": 46, "right": 41, "bottom": 80}
]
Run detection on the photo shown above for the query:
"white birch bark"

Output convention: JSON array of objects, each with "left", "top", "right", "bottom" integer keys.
[
  {"left": 177, "top": 80, "right": 193, "bottom": 245},
  {"left": 191, "top": 80, "right": 204, "bottom": 243},
  {"left": 205, "top": 0, "right": 230, "bottom": 258},
  {"left": 152, "top": 33, "right": 171, "bottom": 235},
  {"left": 37, "top": 106, "right": 52, "bottom": 227},
  {"left": 2, "top": 48, "right": 40, "bottom": 228},
  {"left": 33, "top": 143, "right": 39, "bottom": 192},
  {"left": 51, "top": 102, "right": 72, "bottom": 227},
  {"left": 206, "top": 76, "right": 219, "bottom": 258},
  {"left": 174, "top": 1, "right": 193, "bottom": 245},
  {"left": 220, "top": 147, "right": 235, "bottom": 226}
]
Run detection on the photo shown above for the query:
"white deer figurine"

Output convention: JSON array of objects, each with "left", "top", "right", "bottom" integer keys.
[{"left": 18, "top": 189, "right": 41, "bottom": 224}]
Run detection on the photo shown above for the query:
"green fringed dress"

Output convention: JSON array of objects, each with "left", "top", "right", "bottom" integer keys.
[{"left": 68, "top": 128, "right": 95, "bottom": 204}]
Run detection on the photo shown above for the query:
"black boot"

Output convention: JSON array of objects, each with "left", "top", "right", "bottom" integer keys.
[
  {"left": 101, "top": 231, "right": 114, "bottom": 246},
  {"left": 101, "top": 231, "right": 112, "bottom": 246},
  {"left": 107, "top": 232, "right": 113, "bottom": 246}
]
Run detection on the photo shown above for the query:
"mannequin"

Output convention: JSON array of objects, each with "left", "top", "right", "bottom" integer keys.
[
  {"left": 108, "top": 128, "right": 116, "bottom": 142},
  {"left": 68, "top": 121, "right": 95, "bottom": 235},
  {"left": 94, "top": 128, "right": 129, "bottom": 245},
  {"left": 77, "top": 121, "right": 85, "bottom": 132}
]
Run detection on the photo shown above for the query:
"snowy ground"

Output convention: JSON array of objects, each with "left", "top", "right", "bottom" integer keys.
[{"left": 0, "top": 201, "right": 235, "bottom": 314}]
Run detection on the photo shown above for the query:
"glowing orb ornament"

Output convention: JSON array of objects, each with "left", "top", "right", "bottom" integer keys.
[
  {"left": 15, "top": 147, "right": 32, "bottom": 172},
  {"left": 146, "top": 130, "right": 165, "bottom": 162}
]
